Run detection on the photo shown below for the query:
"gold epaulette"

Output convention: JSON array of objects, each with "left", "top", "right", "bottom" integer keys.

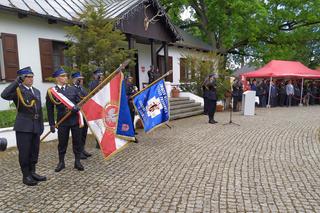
[
  {"left": 16, "top": 87, "right": 36, "bottom": 108},
  {"left": 47, "top": 88, "right": 61, "bottom": 105}
]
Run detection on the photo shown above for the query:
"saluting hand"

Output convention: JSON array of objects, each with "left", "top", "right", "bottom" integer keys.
[{"left": 15, "top": 75, "right": 25, "bottom": 84}]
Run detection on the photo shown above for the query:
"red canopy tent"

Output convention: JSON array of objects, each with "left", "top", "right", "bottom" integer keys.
[
  {"left": 241, "top": 60, "right": 320, "bottom": 106},
  {"left": 241, "top": 60, "right": 320, "bottom": 78}
]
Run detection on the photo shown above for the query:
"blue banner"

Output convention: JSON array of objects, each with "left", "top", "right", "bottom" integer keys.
[
  {"left": 133, "top": 80, "right": 170, "bottom": 133},
  {"left": 116, "top": 79, "right": 135, "bottom": 139}
]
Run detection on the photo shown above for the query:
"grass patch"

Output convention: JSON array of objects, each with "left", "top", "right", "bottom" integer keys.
[{"left": 0, "top": 107, "right": 51, "bottom": 128}]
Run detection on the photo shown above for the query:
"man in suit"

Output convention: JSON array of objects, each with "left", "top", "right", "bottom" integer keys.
[
  {"left": 206, "top": 75, "right": 217, "bottom": 124},
  {"left": 71, "top": 72, "right": 91, "bottom": 159},
  {"left": 46, "top": 68, "right": 84, "bottom": 172},
  {"left": 1, "top": 67, "right": 46, "bottom": 186}
]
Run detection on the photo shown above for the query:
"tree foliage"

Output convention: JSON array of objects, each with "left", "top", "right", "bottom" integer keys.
[
  {"left": 161, "top": 0, "right": 320, "bottom": 69},
  {"left": 179, "top": 52, "right": 231, "bottom": 100},
  {"left": 64, "top": 1, "right": 134, "bottom": 84}
]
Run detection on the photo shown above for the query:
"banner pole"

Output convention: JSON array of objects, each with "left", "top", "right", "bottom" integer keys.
[
  {"left": 132, "top": 70, "right": 173, "bottom": 98},
  {"left": 40, "top": 59, "right": 131, "bottom": 142}
]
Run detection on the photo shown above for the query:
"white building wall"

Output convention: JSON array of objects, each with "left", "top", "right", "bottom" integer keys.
[
  {"left": 0, "top": 12, "right": 68, "bottom": 110},
  {"left": 158, "top": 46, "right": 203, "bottom": 84},
  {"left": 0, "top": 12, "right": 205, "bottom": 111},
  {"left": 135, "top": 43, "right": 152, "bottom": 89}
]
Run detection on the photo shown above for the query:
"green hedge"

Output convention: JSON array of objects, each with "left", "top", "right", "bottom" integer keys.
[{"left": 0, "top": 107, "right": 50, "bottom": 128}]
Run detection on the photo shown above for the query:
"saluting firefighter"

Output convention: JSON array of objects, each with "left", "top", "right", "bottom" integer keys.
[
  {"left": 71, "top": 71, "right": 92, "bottom": 159},
  {"left": 1, "top": 67, "right": 46, "bottom": 186},
  {"left": 46, "top": 68, "right": 84, "bottom": 172}
]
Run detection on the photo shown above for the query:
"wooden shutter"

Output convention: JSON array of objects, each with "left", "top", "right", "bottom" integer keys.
[
  {"left": 39, "top": 38, "right": 53, "bottom": 81},
  {"left": 2, "top": 33, "right": 19, "bottom": 81},
  {"left": 180, "top": 58, "right": 186, "bottom": 82}
]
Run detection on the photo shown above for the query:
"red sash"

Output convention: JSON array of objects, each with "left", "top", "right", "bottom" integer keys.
[{"left": 50, "top": 87, "right": 84, "bottom": 127}]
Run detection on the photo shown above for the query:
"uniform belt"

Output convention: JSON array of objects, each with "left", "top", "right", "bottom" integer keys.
[{"left": 18, "top": 112, "right": 40, "bottom": 120}]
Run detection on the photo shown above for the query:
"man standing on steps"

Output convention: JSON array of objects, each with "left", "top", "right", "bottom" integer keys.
[
  {"left": 1, "top": 67, "right": 46, "bottom": 186},
  {"left": 71, "top": 71, "right": 92, "bottom": 159},
  {"left": 46, "top": 68, "right": 84, "bottom": 172}
]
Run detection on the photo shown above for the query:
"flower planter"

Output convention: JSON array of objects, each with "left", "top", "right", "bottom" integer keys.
[
  {"left": 216, "top": 105, "right": 224, "bottom": 112},
  {"left": 171, "top": 87, "right": 180, "bottom": 98}
]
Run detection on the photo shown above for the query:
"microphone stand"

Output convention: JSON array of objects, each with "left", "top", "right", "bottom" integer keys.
[
  {"left": 223, "top": 96, "right": 240, "bottom": 126},
  {"left": 216, "top": 79, "right": 240, "bottom": 126}
]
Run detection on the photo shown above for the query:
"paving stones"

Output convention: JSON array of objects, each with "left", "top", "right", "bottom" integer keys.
[{"left": 1, "top": 106, "right": 320, "bottom": 212}]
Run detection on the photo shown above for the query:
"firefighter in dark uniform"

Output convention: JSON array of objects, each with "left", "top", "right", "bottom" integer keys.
[
  {"left": 88, "top": 68, "right": 103, "bottom": 91},
  {"left": 46, "top": 68, "right": 84, "bottom": 172},
  {"left": 71, "top": 72, "right": 91, "bottom": 159},
  {"left": 206, "top": 76, "right": 217, "bottom": 124},
  {"left": 1, "top": 67, "right": 46, "bottom": 186},
  {"left": 88, "top": 68, "right": 103, "bottom": 148}
]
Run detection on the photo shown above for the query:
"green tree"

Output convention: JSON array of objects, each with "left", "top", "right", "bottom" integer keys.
[
  {"left": 64, "top": 1, "right": 134, "bottom": 84},
  {"left": 179, "top": 52, "right": 231, "bottom": 100},
  {"left": 161, "top": 0, "right": 320, "bottom": 68}
]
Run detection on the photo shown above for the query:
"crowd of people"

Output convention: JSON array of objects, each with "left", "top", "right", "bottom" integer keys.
[
  {"left": 223, "top": 77, "right": 320, "bottom": 111},
  {"left": 248, "top": 79, "right": 320, "bottom": 107}
]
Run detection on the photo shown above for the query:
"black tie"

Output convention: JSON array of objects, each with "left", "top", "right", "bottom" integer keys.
[
  {"left": 28, "top": 88, "right": 33, "bottom": 94},
  {"left": 61, "top": 86, "right": 65, "bottom": 92}
]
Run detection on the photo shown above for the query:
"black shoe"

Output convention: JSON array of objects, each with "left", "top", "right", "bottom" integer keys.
[
  {"left": 133, "top": 138, "right": 139, "bottom": 143},
  {"left": 209, "top": 120, "right": 215, "bottom": 124},
  {"left": 80, "top": 153, "right": 87, "bottom": 160},
  {"left": 134, "top": 132, "right": 138, "bottom": 135},
  {"left": 213, "top": 120, "right": 218, "bottom": 124},
  {"left": 74, "top": 161, "right": 84, "bottom": 171},
  {"left": 23, "top": 176, "right": 38, "bottom": 186},
  {"left": 31, "top": 173, "right": 47, "bottom": 181},
  {"left": 83, "top": 150, "right": 92, "bottom": 157},
  {"left": 54, "top": 162, "right": 65, "bottom": 172}
]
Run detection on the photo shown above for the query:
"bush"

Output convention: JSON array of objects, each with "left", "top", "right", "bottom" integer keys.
[
  {"left": 179, "top": 52, "right": 231, "bottom": 100},
  {"left": 0, "top": 107, "right": 51, "bottom": 128},
  {"left": 0, "top": 109, "right": 16, "bottom": 128}
]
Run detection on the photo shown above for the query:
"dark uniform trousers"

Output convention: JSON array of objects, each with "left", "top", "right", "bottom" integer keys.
[
  {"left": 57, "top": 125, "right": 81, "bottom": 160},
  {"left": 16, "top": 132, "right": 40, "bottom": 176},
  {"left": 1, "top": 81, "right": 44, "bottom": 177},
  {"left": 207, "top": 89, "right": 217, "bottom": 121},
  {"left": 73, "top": 84, "right": 89, "bottom": 153},
  {"left": 46, "top": 85, "right": 82, "bottom": 162}
]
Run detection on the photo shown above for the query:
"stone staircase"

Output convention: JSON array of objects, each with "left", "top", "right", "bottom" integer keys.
[{"left": 170, "top": 97, "right": 204, "bottom": 120}]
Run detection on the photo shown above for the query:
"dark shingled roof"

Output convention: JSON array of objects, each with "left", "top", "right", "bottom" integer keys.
[
  {"left": 0, "top": 0, "right": 212, "bottom": 51},
  {"left": 173, "top": 27, "right": 214, "bottom": 52}
]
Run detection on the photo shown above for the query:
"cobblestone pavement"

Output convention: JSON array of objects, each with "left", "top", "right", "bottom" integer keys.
[{"left": 1, "top": 106, "right": 320, "bottom": 212}]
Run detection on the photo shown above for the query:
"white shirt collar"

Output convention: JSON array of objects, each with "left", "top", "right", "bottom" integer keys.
[
  {"left": 23, "top": 84, "right": 33, "bottom": 91},
  {"left": 56, "top": 84, "right": 65, "bottom": 89}
]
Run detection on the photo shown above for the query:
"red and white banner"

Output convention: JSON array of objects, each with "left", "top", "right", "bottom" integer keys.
[
  {"left": 81, "top": 72, "right": 128, "bottom": 158},
  {"left": 49, "top": 87, "right": 84, "bottom": 127}
]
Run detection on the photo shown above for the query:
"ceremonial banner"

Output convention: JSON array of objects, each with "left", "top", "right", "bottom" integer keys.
[
  {"left": 81, "top": 72, "right": 134, "bottom": 158},
  {"left": 117, "top": 79, "right": 135, "bottom": 138},
  {"left": 133, "top": 79, "right": 169, "bottom": 133}
]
